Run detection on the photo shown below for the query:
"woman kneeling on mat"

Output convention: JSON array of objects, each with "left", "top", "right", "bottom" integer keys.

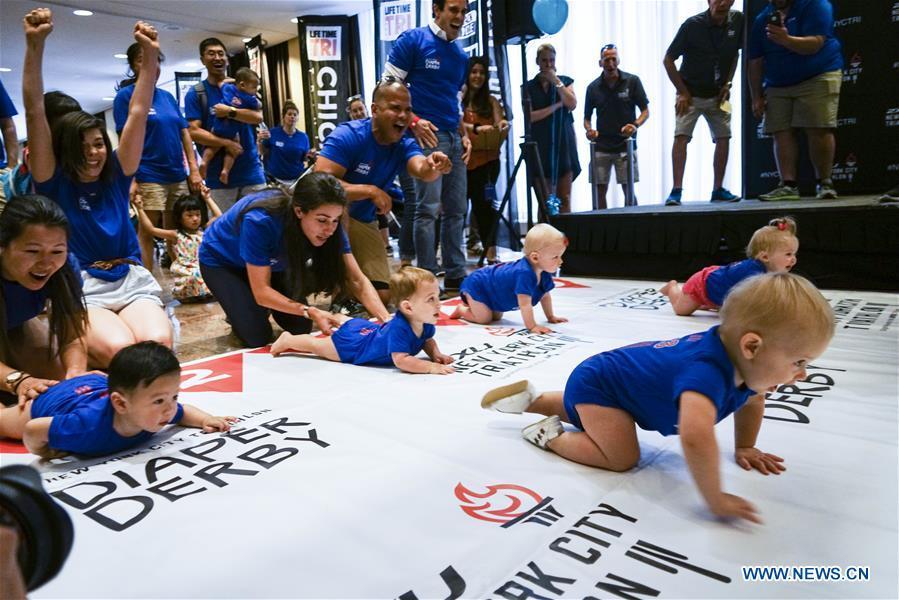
[
  {"left": 1, "top": 196, "right": 88, "bottom": 406},
  {"left": 198, "top": 172, "right": 390, "bottom": 347}
]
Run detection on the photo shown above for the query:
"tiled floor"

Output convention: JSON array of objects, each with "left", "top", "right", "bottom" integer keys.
[{"left": 162, "top": 240, "right": 512, "bottom": 363}]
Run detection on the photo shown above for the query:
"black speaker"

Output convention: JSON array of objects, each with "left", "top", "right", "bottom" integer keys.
[{"left": 494, "top": 0, "right": 542, "bottom": 45}]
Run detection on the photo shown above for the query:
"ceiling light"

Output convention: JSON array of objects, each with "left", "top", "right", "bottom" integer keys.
[
  {"left": 114, "top": 53, "right": 128, "bottom": 59},
  {"left": 290, "top": 17, "right": 298, "bottom": 23},
  {"left": 73, "top": 9, "right": 93, "bottom": 16},
  {"left": 0, "top": 68, "right": 11, "bottom": 73},
  {"left": 242, "top": 37, "right": 252, "bottom": 43}
]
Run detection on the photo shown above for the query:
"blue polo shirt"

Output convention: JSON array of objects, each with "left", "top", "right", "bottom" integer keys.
[
  {"left": 459, "top": 257, "right": 555, "bottom": 312},
  {"left": 563, "top": 326, "right": 755, "bottom": 436},
  {"left": 262, "top": 126, "right": 310, "bottom": 181},
  {"left": 320, "top": 119, "right": 422, "bottom": 223},
  {"left": 0, "top": 79, "right": 17, "bottom": 168},
  {"left": 2, "top": 253, "right": 82, "bottom": 330},
  {"left": 705, "top": 258, "right": 766, "bottom": 306},
  {"left": 387, "top": 25, "right": 468, "bottom": 132},
  {"left": 30, "top": 373, "right": 185, "bottom": 457},
  {"left": 34, "top": 154, "right": 141, "bottom": 282},
  {"left": 113, "top": 85, "right": 188, "bottom": 185},
  {"left": 331, "top": 311, "right": 435, "bottom": 366},
  {"left": 184, "top": 80, "right": 265, "bottom": 190},
  {"left": 749, "top": 0, "right": 843, "bottom": 88},
  {"left": 199, "top": 189, "right": 350, "bottom": 271}
]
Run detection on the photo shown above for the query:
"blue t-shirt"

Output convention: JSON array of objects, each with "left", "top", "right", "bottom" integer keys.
[
  {"left": 113, "top": 85, "right": 188, "bottom": 185},
  {"left": 320, "top": 119, "right": 422, "bottom": 224},
  {"left": 387, "top": 26, "right": 468, "bottom": 132},
  {"left": 705, "top": 258, "right": 766, "bottom": 306},
  {"left": 34, "top": 154, "right": 141, "bottom": 282},
  {"left": 748, "top": 0, "right": 843, "bottom": 87},
  {"left": 0, "top": 79, "right": 17, "bottom": 169},
  {"left": 459, "top": 257, "right": 555, "bottom": 312},
  {"left": 184, "top": 80, "right": 265, "bottom": 190},
  {"left": 30, "top": 373, "right": 184, "bottom": 457},
  {"left": 211, "top": 83, "right": 261, "bottom": 139},
  {"left": 563, "top": 326, "right": 755, "bottom": 436},
  {"left": 331, "top": 312, "right": 435, "bottom": 366},
  {"left": 198, "top": 189, "right": 351, "bottom": 271},
  {"left": 2, "top": 253, "right": 82, "bottom": 330},
  {"left": 262, "top": 126, "right": 310, "bottom": 181}
]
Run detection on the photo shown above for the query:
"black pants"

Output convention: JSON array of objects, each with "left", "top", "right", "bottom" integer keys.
[
  {"left": 200, "top": 262, "right": 312, "bottom": 347},
  {"left": 467, "top": 159, "right": 501, "bottom": 249}
]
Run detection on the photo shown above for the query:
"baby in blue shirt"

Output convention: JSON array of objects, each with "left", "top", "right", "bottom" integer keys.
[
  {"left": 271, "top": 267, "right": 455, "bottom": 374},
  {"left": 200, "top": 67, "right": 261, "bottom": 185},
  {"left": 451, "top": 223, "right": 568, "bottom": 334},
  {"left": 482, "top": 272, "right": 834, "bottom": 524},
  {"left": 0, "top": 342, "right": 237, "bottom": 458},
  {"left": 660, "top": 217, "right": 799, "bottom": 315}
]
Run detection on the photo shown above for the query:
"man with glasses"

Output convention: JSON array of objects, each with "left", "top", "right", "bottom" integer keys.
[
  {"left": 584, "top": 44, "right": 649, "bottom": 209},
  {"left": 663, "top": 0, "right": 743, "bottom": 206},
  {"left": 383, "top": 0, "right": 471, "bottom": 292},
  {"left": 314, "top": 81, "right": 452, "bottom": 304}
]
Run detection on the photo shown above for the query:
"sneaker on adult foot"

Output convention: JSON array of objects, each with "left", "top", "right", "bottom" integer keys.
[
  {"left": 665, "top": 188, "right": 682, "bottom": 206},
  {"left": 816, "top": 181, "right": 838, "bottom": 199},
  {"left": 759, "top": 185, "right": 800, "bottom": 201},
  {"left": 481, "top": 380, "right": 537, "bottom": 414},
  {"left": 522, "top": 415, "right": 563, "bottom": 449},
  {"left": 710, "top": 187, "right": 741, "bottom": 203}
]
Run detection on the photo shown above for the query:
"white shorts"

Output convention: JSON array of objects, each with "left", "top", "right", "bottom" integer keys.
[{"left": 82, "top": 265, "right": 163, "bottom": 312}]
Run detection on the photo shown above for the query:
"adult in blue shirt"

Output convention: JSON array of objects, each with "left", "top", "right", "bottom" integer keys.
[
  {"left": 384, "top": 0, "right": 472, "bottom": 291},
  {"left": 257, "top": 100, "right": 310, "bottom": 186},
  {"left": 1, "top": 195, "right": 87, "bottom": 407},
  {"left": 185, "top": 37, "right": 266, "bottom": 212},
  {"left": 198, "top": 173, "right": 390, "bottom": 348},
  {"left": 315, "top": 81, "right": 452, "bottom": 305},
  {"left": 25, "top": 11, "right": 173, "bottom": 368},
  {"left": 0, "top": 78, "right": 19, "bottom": 176},
  {"left": 114, "top": 42, "right": 202, "bottom": 268},
  {"left": 749, "top": 0, "right": 843, "bottom": 201}
]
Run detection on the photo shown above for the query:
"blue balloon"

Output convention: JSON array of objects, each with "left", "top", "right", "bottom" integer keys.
[{"left": 532, "top": 0, "right": 569, "bottom": 35}]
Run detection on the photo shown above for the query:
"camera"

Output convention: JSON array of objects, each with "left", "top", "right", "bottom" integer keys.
[
  {"left": 768, "top": 11, "right": 783, "bottom": 27},
  {"left": 0, "top": 465, "right": 73, "bottom": 591}
]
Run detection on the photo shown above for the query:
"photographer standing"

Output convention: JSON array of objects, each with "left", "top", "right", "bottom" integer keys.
[{"left": 749, "top": 0, "right": 843, "bottom": 201}]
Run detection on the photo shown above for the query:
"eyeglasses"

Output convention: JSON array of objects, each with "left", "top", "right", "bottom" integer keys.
[
  {"left": 375, "top": 75, "right": 409, "bottom": 90},
  {"left": 600, "top": 43, "right": 617, "bottom": 54},
  {"left": 345, "top": 94, "right": 363, "bottom": 104}
]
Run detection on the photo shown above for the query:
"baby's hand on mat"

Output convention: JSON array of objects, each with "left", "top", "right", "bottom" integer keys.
[
  {"left": 735, "top": 447, "right": 786, "bottom": 475},
  {"left": 428, "top": 363, "right": 455, "bottom": 375},
  {"left": 202, "top": 416, "right": 238, "bottom": 432},
  {"left": 529, "top": 325, "right": 553, "bottom": 335},
  {"left": 432, "top": 352, "right": 454, "bottom": 365},
  {"left": 710, "top": 493, "right": 762, "bottom": 524},
  {"left": 547, "top": 315, "right": 568, "bottom": 324}
]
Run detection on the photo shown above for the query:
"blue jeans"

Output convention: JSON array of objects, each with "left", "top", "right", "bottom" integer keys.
[
  {"left": 398, "top": 171, "right": 417, "bottom": 261},
  {"left": 414, "top": 131, "right": 467, "bottom": 279}
]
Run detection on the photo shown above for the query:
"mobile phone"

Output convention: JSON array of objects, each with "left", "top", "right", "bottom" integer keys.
[{"left": 768, "top": 11, "right": 782, "bottom": 27}]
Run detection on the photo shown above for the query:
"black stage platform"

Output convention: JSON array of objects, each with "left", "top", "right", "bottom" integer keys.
[{"left": 552, "top": 195, "right": 899, "bottom": 292}]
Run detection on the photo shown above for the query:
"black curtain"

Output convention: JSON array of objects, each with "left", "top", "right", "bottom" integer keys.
[{"left": 265, "top": 41, "right": 292, "bottom": 125}]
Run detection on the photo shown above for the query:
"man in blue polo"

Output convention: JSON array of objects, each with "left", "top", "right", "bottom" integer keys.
[
  {"left": 384, "top": 0, "right": 471, "bottom": 291},
  {"left": 0, "top": 79, "right": 20, "bottom": 212},
  {"left": 314, "top": 81, "right": 452, "bottom": 305},
  {"left": 583, "top": 44, "right": 649, "bottom": 209},
  {"left": 749, "top": 0, "right": 843, "bottom": 201},
  {"left": 185, "top": 37, "right": 266, "bottom": 212}
]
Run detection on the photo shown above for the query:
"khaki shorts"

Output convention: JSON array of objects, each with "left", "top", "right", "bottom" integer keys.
[
  {"left": 209, "top": 183, "right": 268, "bottom": 213},
  {"left": 348, "top": 217, "right": 390, "bottom": 286},
  {"left": 592, "top": 151, "right": 639, "bottom": 185},
  {"left": 82, "top": 265, "right": 163, "bottom": 312},
  {"left": 138, "top": 181, "right": 189, "bottom": 212},
  {"left": 764, "top": 70, "right": 842, "bottom": 133},
  {"left": 675, "top": 96, "right": 732, "bottom": 140}
]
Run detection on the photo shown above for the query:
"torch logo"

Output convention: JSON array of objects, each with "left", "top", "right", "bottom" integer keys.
[{"left": 455, "top": 482, "right": 563, "bottom": 528}]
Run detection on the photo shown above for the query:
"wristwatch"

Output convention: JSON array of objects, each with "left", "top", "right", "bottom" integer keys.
[
  {"left": 5, "top": 370, "right": 31, "bottom": 392},
  {"left": 228, "top": 107, "right": 237, "bottom": 119}
]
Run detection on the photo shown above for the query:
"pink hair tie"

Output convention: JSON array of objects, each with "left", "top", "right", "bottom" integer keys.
[{"left": 777, "top": 221, "right": 787, "bottom": 230}]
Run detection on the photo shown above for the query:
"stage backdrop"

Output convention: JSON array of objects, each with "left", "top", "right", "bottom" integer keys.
[
  {"left": 742, "top": 0, "right": 899, "bottom": 198},
  {"left": 297, "top": 16, "right": 364, "bottom": 147}
]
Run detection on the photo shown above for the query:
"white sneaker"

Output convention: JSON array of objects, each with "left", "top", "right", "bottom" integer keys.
[
  {"left": 481, "top": 380, "right": 537, "bottom": 414},
  {"left": 522, "top": 416, "right": 563, "bottom": 449}
]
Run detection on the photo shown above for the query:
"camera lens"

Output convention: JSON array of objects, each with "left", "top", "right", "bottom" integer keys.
[{"left": 0, "top": 465, "right": 74, "bottom": 591}]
